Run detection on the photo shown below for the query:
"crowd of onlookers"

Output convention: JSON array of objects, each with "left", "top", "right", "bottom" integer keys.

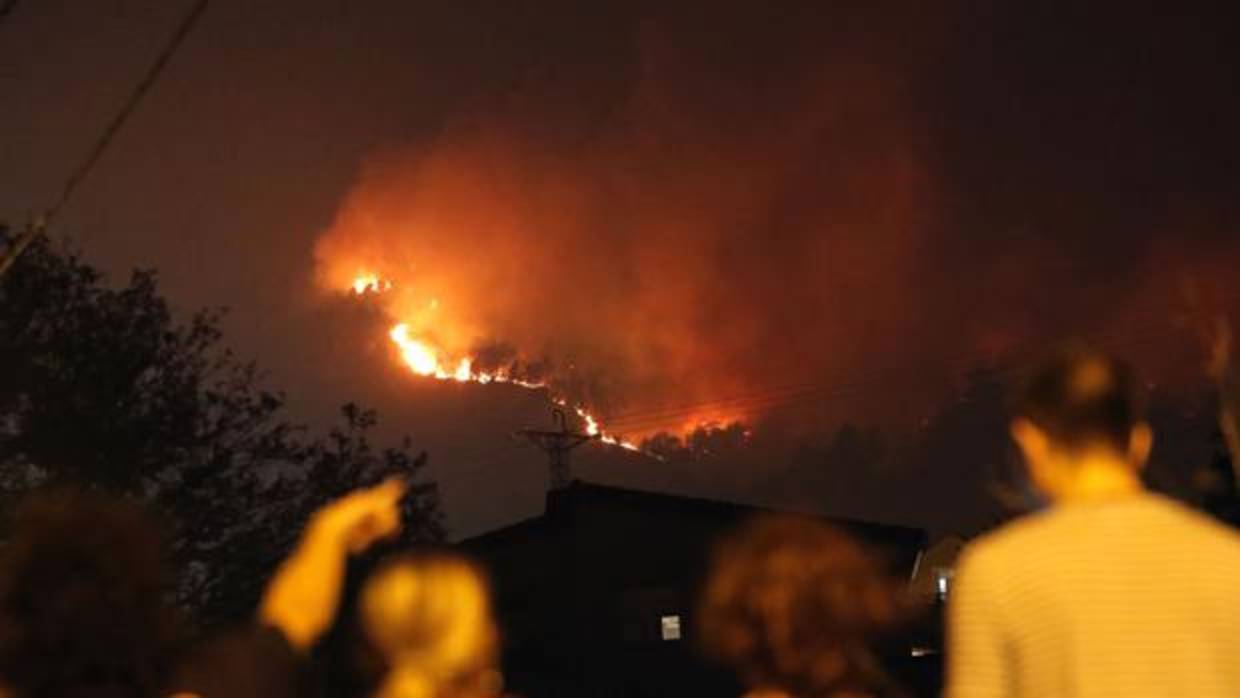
[{"left": 3, "top": 343, "right": 1240, "bottom": 698}]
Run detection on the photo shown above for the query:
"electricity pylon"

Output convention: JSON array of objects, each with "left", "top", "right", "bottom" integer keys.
[{"left": 518, "top": 408, "right": 596, "bottom": 490}]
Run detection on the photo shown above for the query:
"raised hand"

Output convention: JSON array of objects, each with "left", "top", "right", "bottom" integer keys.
[
  {"left": 260, "top": 478, "right": 408, "bottom": 651},
  {"left": 313, "top": 477, "right": 407, "bottom": 554}
]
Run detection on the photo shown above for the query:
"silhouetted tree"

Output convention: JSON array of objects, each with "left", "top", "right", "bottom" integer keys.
[
  {"left": 0, "top": 237, "right": 442, "bottom": 624},
  {"left": 642, "top": 422, "right": 750, "bottom": 461},
  {"left": 755, "top": 423, "right": 893, "bottom": 518}
]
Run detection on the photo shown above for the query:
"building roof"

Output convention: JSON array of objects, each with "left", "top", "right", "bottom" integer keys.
[{"left": 462, "top": 479, "right": 926, "bottom": 554}]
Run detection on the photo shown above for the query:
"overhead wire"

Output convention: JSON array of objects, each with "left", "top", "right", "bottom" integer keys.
[
  {"left": 399, "top": 256, "right": 1240, "bottom": 486},
  {"left": 603, "top": 305, "right": 1156, "bottom": 428},
  {"left": 48, "top": 0, "right": 210, "bottom": 222},
  {"left": 597, "top": 232, "right": 1237, "bottom": 430},
  {"left": 429, "top": 307, "right": 1229, "bottom": 499},
  {"left": 0, "top": 0, "right": 210, "bottom": 277},
  {"left": 595, "top": 291, "right": 1240, "bottom": 435}
]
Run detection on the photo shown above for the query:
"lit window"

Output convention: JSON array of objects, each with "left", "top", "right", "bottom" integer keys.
[
  {"left": 660, "top": 614, "right": 682, "bottom": 641},
  {"left": 935, "top": 568, "right": 953, "bottom": 600}
]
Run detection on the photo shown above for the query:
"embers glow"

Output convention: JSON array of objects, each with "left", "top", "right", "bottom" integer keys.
[
  {"left": 358, "top": 270, "right": 640, "bottom": 453},
  {"left": 352, "top": 273, "right": 392, "bottom": 295},
  {"left": 389, "top": 324, "right": 465, "bottom": 379}
]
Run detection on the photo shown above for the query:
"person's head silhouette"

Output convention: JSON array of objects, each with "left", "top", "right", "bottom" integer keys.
[
  {"left": 699, "top": 515, "right": 904, "bottom": 698},
  {"left": 1010, "top": 344, "right": 1151, "bottom": 502},
  {"left": 359, "top": 555, "right": 501, "bottom": 698},
  {"left": 0, "top": 489, "right": 176, "bottom": 698}
]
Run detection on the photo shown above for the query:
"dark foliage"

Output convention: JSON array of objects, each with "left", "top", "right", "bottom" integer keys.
[{"left": 0, "top": 237, "right": 443, "bottom": 625}]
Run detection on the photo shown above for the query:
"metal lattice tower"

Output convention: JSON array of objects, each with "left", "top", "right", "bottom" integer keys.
[{"left": 519, "top": 408, "right": 596, "bottom": 490}]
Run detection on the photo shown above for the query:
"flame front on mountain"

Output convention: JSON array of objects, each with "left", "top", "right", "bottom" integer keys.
[{"left": 353, "top": 273, "right": 639, "bottom": 451}]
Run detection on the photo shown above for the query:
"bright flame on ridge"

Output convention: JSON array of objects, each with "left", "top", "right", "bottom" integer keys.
[
  {"left": 361, "top": 274, "right": 638, "bottom": 451},
  {"left": 352, "top": 273, "right": 392, "bottom": 295}
]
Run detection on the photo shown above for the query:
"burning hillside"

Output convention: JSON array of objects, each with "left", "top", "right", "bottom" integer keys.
[
  {"left": 312, "top": 30, "right": 931, "bottom": 439},
  {"left": 349, "top": 273, "right": 639, "bottom": 449},
  {"left": 312, "top": 12, "right": 1240, "bottom": 442}
]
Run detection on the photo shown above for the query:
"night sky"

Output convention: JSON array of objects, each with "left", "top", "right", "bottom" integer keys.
[{"left": 2, "top": 1, "right": 1238, "bottom": 537}]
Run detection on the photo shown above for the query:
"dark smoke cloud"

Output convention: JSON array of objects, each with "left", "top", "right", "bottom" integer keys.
[
  {"left": 314, "top": 8, "right": 939, "bottom": 434},
  {"left": 314, "top": 2, "right": 1239, "bottom": 439},
  {"left": 2, "top": 0, "right": 1236, "bottom": 535}
]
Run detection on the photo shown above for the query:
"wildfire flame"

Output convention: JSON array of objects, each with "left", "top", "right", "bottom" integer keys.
[
  {"left": 390, "top": 324, "right": 473, "bottom": 382},
  {"left": 359, "top": 274, "right": 639, "bottom": 451},
  {"left": 352, "top": 273, "right": 392, "bottom": 295}
]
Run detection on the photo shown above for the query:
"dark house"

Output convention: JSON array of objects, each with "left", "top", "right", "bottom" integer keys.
[{"left": 459, "top": 480, "right": 928, "bottom": 697}]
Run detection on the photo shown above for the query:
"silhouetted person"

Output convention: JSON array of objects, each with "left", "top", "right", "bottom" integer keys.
[
  {"left": 948, "top": 345, "right": 1240, "bottom": 697},
  {"left": 0, "top": 489, "right": 179, "bottom": 698},
  {"left": 175, "top": 479, "right": 406, "bottom": 698},
  {"left": 358, "top": 555, "right": 502, "bottom": 698},
  {"left": 178, "top": 479, "right": 504, "bottom": 698},
  {"left": 699, "top": 515, "right": 907, "bottom": 698}
]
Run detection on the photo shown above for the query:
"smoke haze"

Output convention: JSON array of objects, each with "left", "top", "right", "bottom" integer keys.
[
  {"left": 2, "top": 1, "right": 1237, "bottom": 534},
  {"left": 314, "top": 3, "right": 1240, "bottom": 437}
]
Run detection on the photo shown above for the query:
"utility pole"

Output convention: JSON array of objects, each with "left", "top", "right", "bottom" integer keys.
[{"left": 519, "top": 408, "right": 596, "bottom": 490}]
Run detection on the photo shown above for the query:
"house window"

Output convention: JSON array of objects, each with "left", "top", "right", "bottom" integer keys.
[
  {"left": 935, "top": 568, "right": 954, "bottom": 601},
  {"left": 622, "top": 587, "right": 682, "bottom": 644},
  {"left": 660, "top": 614, "right": 682, "bottom": 641}
]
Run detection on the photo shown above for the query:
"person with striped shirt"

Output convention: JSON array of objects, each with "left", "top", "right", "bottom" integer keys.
[{"left": 947, "top": 345, "right": 1240, "bottom": 698}]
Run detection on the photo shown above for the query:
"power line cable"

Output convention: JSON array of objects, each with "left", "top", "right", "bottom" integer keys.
[
  {"left": 597, "top": 297, "right": 1240, "bottom": 434},
  {"left": 423, "top": 301, "right": 1236, "bottom": 488},
  {"left": 601, "top": 294, "right": 1195, "bottom": 427},
  {"left": 50, "top": 0, "right": 209, "bottom": 221},
  {"left": 0, "top": 0, "right": 210, "bottom": 277}
]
